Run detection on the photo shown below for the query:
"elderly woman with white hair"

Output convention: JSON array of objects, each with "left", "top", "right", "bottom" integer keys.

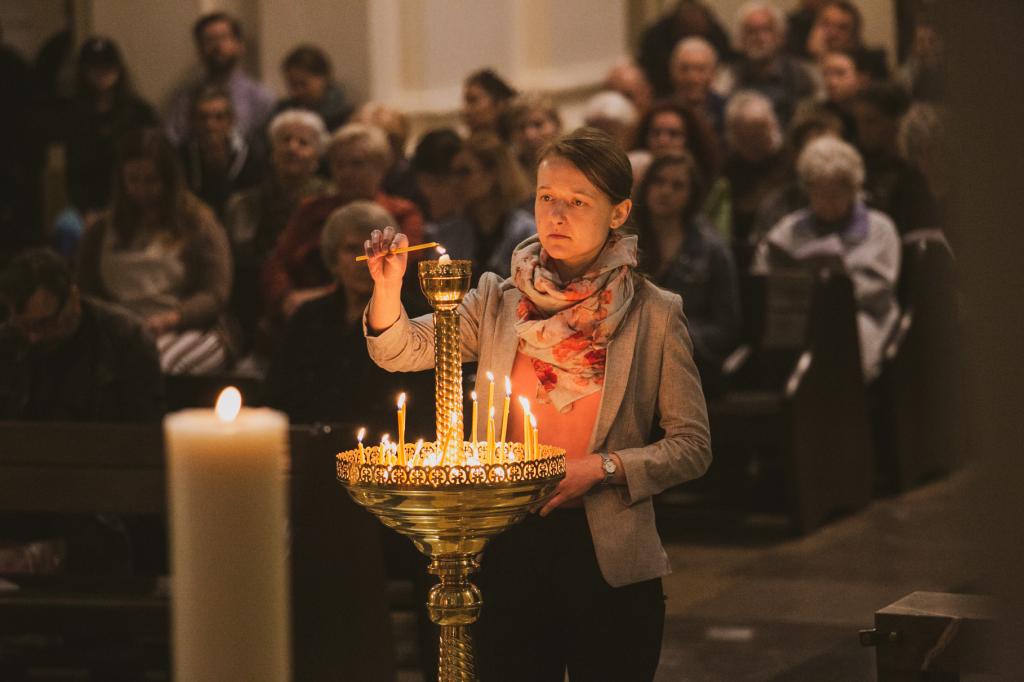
[
  {"left": 753, "top": 135, "right": 900, "bottom": 382},
  {"left": 261, "top": 122, "right": 424, "bottom": 341},
  {"left": 225, "top": 109, "right": 331, "bottom": 353}
]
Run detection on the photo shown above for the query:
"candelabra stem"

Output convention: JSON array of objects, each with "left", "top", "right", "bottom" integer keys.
[
  {"left": 428, "top": 555, "right": 481, "bottom": 682},
  {"left": 438, "top": 625, "right": 475, "bottom": 682},
  {"left": 434, "top": 308, "right": 463, "bottom": 445}
]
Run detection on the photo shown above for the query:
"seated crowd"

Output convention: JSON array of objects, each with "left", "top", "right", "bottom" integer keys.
[{"left": 1, "top": 0, "right": 948, "bottom": 564}]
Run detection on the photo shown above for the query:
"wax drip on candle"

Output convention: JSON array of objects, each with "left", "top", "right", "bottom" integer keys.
[{"left": 215, "top": 386, "right": 242, "bottom": 423}]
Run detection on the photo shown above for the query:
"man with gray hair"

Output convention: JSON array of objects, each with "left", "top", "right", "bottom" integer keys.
[
  {"left": 670, "top": 37, "right": 726, "bottom": 134},
  {"left": 715, "top": 1, "right": 817, "bottom": 126},
  {"left": 753, "top": 136, "right": 900, "bottom": 382},
  {"left": 724, "top": 90, "right": 790, "bottom": 246}
]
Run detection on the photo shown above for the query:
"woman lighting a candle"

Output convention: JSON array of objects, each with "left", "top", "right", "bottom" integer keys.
[{"left": 363, "top": 127, "right": 711, "bottom": 682}]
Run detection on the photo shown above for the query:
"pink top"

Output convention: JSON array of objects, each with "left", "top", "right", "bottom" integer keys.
[{"left": 509, "top": 350, "right": 603, "bottom": 507}]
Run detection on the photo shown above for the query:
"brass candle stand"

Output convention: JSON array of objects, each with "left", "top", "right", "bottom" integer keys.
[{"left": 337, "top": 258, "right": 565, "bottom": 682}]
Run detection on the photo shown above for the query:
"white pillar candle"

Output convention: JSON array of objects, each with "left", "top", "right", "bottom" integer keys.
[{"left": 164, "top": 387, "right": 291, "bottom": 682}]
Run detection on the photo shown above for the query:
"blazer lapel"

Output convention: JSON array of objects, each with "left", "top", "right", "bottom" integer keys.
[
  {"left": 489, "top": 287, "right": 522, "bottom": 381},
  {"left": 587, "top": 296, "right": 641, "bottom": 452}
]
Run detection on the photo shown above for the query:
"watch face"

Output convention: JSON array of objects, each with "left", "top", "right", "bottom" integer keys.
[{"left": 602, "top": 459, "right": 616, "bottom": 474}]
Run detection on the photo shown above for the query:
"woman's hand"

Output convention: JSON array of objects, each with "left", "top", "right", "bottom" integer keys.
[
  {"left": 144, "top": 310, "right": 181, "bottom": 336},
  {"left": 364, "top": 226, "right": 408, "bottom": 289},
  {"left": 538, "top": 455, "right": 605, "bottom": 516},
  {"left": 365, "top": 226, "right": 408, "bottom": 333}
]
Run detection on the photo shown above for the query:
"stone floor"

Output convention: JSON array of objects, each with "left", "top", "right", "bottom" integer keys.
[{"left": 396, "top": 469, "right": 984, "bottom": 681}]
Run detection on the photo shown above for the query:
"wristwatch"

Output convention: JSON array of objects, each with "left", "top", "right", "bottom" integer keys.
[{"left": 599, "top": 452, "right": 617, "bottom": 485}]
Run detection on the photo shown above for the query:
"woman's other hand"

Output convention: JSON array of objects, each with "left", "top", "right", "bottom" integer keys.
[
  {"left": 538, "top": 455, "right": 605, "bottom": 516},
  {"left": 364, "top": 226, "right": 408, "bottom": 289}
]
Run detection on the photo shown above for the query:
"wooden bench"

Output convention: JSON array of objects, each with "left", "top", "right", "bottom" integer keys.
[
  {"left": 874, "top": 235, "right": 966, "bottom": 492},
  {"left": 0, "top": 420, "right": 394, "bottom": 681},
  {"left": 705, "top": 269, "right": 874, "bottom": 533},
  {"left": 861, "top": 591, "right": 996, "bottom": 681}
]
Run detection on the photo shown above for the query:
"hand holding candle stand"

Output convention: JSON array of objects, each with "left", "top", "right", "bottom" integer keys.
[{"left": 164, "top": 387, "right": 290, "bottom": 682}]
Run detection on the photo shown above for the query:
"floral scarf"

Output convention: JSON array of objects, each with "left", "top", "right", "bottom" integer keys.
[{"left": 510, "top": 232, "right": 638, "bottom": 412}]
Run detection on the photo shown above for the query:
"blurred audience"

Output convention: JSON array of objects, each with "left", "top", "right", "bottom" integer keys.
[
  {"left": 261, "top": 123, "right": 423, "bottom": 331},
  {"left": 795, "top": 48, "right": 866, "bottom": 143},
  {"left": 461, "top": 68, "right": 517, "bottom": 140},
  {"left": 274, "top": 44, "right": 353, "bottom": 132},
  {"left": 723, "top": 91, "right": 789, "bottom": 248},
  {"left": 78, "top": 128, "right": 234, "bottom": 375},
  {"left": 429, "top": 132, "right": 534, "bottom": 281},
  {"left": 753, "top": 136, "right": 899, "bottom": 382},
  {"left": 61, "top": 37, "right": 157, "bottom": 250},
  {"left": 669, "top": 37, "right": 726, "bottom": 134},
  {"left": 583, "top": 91, "right": 639, "bottom": 154},
  {"left": 179, "top": 85, "right": 264, "bottom": 219},
  {"left": 633, "top": 153, "right": 739, "bottom": 395},
  {"left": 0, "top": 248, "right": 163, "bottom": 420},
  {"left": 410, "top": 128, "right": 463, "bottom": 224},
  {"left": 785, "top": 0, "right": 828, "bottom": 60},
  {"left": 806, "top": 0, "right": 888, "bottom": 81},
  {"left": 897, "top": 103, "right": 948, "bottom": 239},
  {"left": 603, "top": 60, "right": 654, "bottom": 120},
  {"left": 638, "top": 0, "right": 735, "bottom": 97},
  {"left": 715, "top": 2, "right": 816, "bottom": 127},
  {"left": 225, "top": 109, "right": 330, "bottom": 356},
  {"left": 351, "top": 103, "right": 416, "bottom": 201},
  {"left": 166, "top": 12, "right": 274, "bottom": 145},
  {"left": 507, "top": 93, "right": 562, "bottom": 186},
  {"left": 897, "top": 17, "right": 945, "bottom": 103},
  {"left": 266, "top": 201, "right": 431, "bottom": 432}
]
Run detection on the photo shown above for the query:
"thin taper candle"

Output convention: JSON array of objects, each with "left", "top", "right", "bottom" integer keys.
[
  {"left": 357, "top": 427, "right": 366, "bottom": 463},
  {"left": 485, "top": 371, "right": 495, "bottom": 429},
  {"left": 530, "top": 414, "right": 539, "bottom": 461},
  {"left": 470, "top": 391, "right": 478, "bottom": 449},
  {"left": 397, "top": 393, "right": 407, "bottom": 465},
  {"left": 354, "top": 240, "right": 440, "bottom": 261},
  {"left": 500, "top": 376, "right": 511, "bottom": 446},
  {"left": 487, "top": 406, "right": 496, "bottom": 465}
]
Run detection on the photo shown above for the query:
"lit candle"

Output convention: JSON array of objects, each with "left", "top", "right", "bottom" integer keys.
[
  {"left": 357, "top": 427, "right": 366, "bottom": 463},
  {"left": 397, "top": 393, "right": 407, "bottom": 464},
  {"left": 470, "top": 391, "right": 479, "bottom": 449},
  {"left": 163, "top": 387, "right": 290, "bottom": 681},
  {"left": 530, "top": 414, "right": 539, "bottom": 461},
  {"left": 485, "top": 371, "right": 495, "bottom": 430},
  {"left": 381, "top": 434, "right": 391, "bottom": 466},
  {"left": 518, "top": 396, "right": 532, "bottom": 460},
  {"left": 500, "top": 376, "right": 511, "bottom": 447},
  {"left": 412, "top": 438, "right": 424, "bottom": 467},
  {"left": 438, "top": 252, "right": 452, "bottom": 264},
  {"left": 487, "top": 406, "right": 496, "bottom": 464}
]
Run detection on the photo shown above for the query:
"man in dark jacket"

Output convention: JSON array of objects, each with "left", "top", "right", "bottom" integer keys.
[{"left": 0, "top": 248, "right": 164, "bottom": 421}]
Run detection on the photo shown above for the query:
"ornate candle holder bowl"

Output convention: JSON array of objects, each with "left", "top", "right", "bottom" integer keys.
[{"left": 337, "top": 257, "right": 566, "bottom": 681}]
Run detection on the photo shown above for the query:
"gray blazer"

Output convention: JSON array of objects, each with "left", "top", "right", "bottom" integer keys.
[{"left": 365, "top": 271, "right": 712, "bottom": 587}]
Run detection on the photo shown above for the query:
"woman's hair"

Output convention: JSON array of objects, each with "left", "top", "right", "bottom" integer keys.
[
  {"left": 321, "top": 201, "right": 396, "bottom": 273},
  {"left": 190, "top": 83, "right": 234, "bottom": 118},
  {"left": 538, "top": 127, "right": 634, "bottom": 205},
  {"left": 632, "top": 153, "right": 706, "bottom": 273},
  {"left": 465, "top": 68, "right": 517, "bottom": 102},
  {"left": 74, "top": 36, "right": 134, "bottom": 102},
  {"left": 636, "top": 99, "right": 722, "bottom": 180},
  {"left": 328, "top": 122, "right": 393, "bottom": 169},
  {"left": 110, "top": 128, "right": 196, "bottom": 246},
  {"left": 411, "top": 128, "right": 462, "bottom": 175},
  {"left": 268, "top": 108, "right": 329, "bottom": 155},
  {"left": 796, "top": 135, "right": 865, "bottom": 190},
  {"left": 462, "top": 131, "right": 532, "bottom": 214},
  {"left": 282, "top": 44, "right": 332, "bottom": 78}
]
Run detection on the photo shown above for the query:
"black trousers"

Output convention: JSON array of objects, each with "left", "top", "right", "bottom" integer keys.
[{"left": 474, "top": 508, "right": 665, "bottom": 682}]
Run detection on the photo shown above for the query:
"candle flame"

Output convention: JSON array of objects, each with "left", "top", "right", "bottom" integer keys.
[
  {"left": 530, "top": 414, "right": 537, "bottom": 428},
  {"left": 436, "top": 246, "right": 446, "bottom": 255},
  {"left": 490, "top": 405, "right": 495, "bottom": 418},
  {"left": 397, "top": 392, "right": 406, "bottom": 409},
  {"left": 471, "top": 390, "right": 477, "bottom": 400},
  {"left": 486, "top": 371, "right": 494, "bottom": 381},
  {"left": 215, "top": 386, "right": 242, "bottom": 423},
  {"left": 357, "top": 427, "right": 365, "bottom": 442},
  {"left": 518, "top": 396, "right": 530, "bottom": 411},
  {"left": 505, "top": 376, "right": 511, "bottom": 395}
]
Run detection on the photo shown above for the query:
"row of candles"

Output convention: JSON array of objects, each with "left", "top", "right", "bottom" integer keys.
[{"left": 356, "top": 373, "right": 542, "bottom": 467}]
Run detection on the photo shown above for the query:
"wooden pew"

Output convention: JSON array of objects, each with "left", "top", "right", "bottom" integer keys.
[
  {"left": 874, "top": 236, "right": 966, "bottom": 491},
  {"left": 706, "top": 269, "right": 874, "bottom": 533},
  {"left": 0, "top": 421, "right": 393, "bottom": 681}
]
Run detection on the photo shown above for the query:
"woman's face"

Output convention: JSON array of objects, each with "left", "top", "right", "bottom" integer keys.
[
  {"left": 334, "top": 228, "right": 374, "bottom": 296},
  {"left": 647, "top": 111, "right": 687, "bottom": 158},
  {"left": 122, "top": 159, "right": 164, "bottom": 208},
  {"left": 646, "top": 162, "right": 691, "bottom": 220},
  {"left": 452, "top": 149, "right": 495, "bottom": 206},
  {"left": 461, "top": 83, "right": 501, "bottom": 132},
  {"left": 272, "top": 122, "right": 320, "bottom": 179},
  {"left": 535, "top": 155, "right": 631, "bottom": 279},
  {"left": 807, "top": 178, "right": 856, "bottom": 224},
  {"left": 514, "top": 109, "right": 560, "bottom": 159},
  {"left": 285, "top": 67, "right": 328, "bottom": 108},
  {"left": 329, "top": 141, "right": 386, "bottom": 202},
  {"left": 822, "top": 53, "right": 860, "bottom": 104}
]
